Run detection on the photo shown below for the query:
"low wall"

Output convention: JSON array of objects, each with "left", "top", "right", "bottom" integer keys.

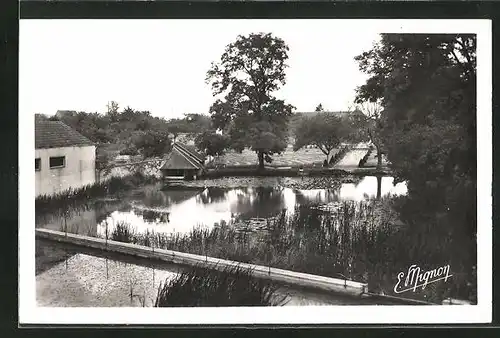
[
  {"left": 36, "top": 228, "right": 368, "bottom": 297},
  {"left": 98, "top": 159, "right": 164, "bottom": 182},
  {"left": 201, "top": 167, "right": 393, "bottom": 179}
]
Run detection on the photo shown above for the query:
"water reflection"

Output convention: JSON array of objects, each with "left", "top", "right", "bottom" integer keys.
[
  {"left": 340, "top": 176, "right": 406, "bottom": 200},
  {"left": 38, "top": 176, "right": 407, "bottom": 237},
  {"left": 36, "top": 241, "right": 370, "bottom": 307},
  {"left": 36, "top": 249, "right": 177, "bottom": 307}
]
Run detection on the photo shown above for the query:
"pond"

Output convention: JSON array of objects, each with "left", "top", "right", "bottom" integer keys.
[{"left": 36, "top": 176, "right": 407, "bottom": 238}]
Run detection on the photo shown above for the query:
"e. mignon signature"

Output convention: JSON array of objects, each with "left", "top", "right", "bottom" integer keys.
[{"left": 394, "top": 264, "right": 453, "bottom": 294}]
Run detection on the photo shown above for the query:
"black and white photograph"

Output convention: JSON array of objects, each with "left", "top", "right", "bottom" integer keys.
[{"left": 18, "top": 19, "right": 491, "bottom": 325}]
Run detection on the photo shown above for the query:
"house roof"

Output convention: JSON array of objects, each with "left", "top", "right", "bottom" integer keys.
[
  {"left": 160, "top": 143, "right": 204, "bottom": 171},
  {"left": 175, "top": 142, "right": 205, "bottom": 163},
  {"left": 35, "top": 118, "right": 95, "bottom": 149}
]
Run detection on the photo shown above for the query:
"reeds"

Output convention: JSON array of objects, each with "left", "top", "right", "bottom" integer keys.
[
  {"left": 35, "top": 172, "right": 157, "bottom": 217},
  {"left": 103, "top": 199, "right": 475, "bottom": 304},
  {"left": 154, "top": 265, "right": 286, "bottom": 307}
]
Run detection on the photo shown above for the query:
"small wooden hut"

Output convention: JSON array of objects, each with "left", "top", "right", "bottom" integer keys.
[{"left": 160, "top": 142, "right": 205, "bottom": 181}]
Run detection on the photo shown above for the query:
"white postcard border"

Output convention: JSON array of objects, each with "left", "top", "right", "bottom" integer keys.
[{"left": 19, "top": 18, "right": 492, "bottom": 325}]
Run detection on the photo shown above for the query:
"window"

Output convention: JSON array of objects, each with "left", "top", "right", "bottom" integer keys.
[
  {"left": 49, "top": 156, "right": 65, "bottom": 169},
  {"left": 35, "top": 158, "right": 41, "bottom": 171}
]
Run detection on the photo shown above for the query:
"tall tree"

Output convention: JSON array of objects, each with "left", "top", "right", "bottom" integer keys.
[
  {"left": 355, "top": 34, "right": 477, "bottom": 283},
  {"left": 106, "top": 101, "right": 120, "bottom": 122},
  {"left": 206, "top": 33, "right": 294, "bottom": 170},
  {"left": 315, "top": 104, "right": 324, "bottom": 112}
]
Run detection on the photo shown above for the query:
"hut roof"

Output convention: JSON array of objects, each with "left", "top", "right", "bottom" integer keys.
[{"left": 160, "top": 143, "right": 204, "bottom": 170}]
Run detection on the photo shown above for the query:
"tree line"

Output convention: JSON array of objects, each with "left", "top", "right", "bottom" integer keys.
[{"left": 37, "top": 104, "right": 215, "bottom": 165}]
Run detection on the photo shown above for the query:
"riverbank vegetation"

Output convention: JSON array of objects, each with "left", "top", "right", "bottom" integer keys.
[
  {"left": 154, "top": 265, "right": 285, "bottom": 307},
  {"left": 35, "top": 172, "right": 157, "bottom": 217},
  {"left": 105, "top": 199, "right": 476, "bottom": 304}
]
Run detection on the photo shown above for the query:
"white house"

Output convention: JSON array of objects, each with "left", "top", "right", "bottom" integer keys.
[{"left": 35, "top": 117, "right": 96, "bottom": 197}]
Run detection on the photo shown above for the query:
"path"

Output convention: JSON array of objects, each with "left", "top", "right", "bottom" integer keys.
[{"left": 334, "top": 143, "right": 370, "bottom": 170}]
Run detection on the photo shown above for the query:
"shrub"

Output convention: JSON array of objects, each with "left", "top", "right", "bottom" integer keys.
[
  {"left": 111, "top": 221, "right": 137, "bottom": 243},
  {"left": 119, "top": 147, "right": 139, "bottom": 156},
  {"left": 154, "top": 265, "right": 286, "bottom": 307}
]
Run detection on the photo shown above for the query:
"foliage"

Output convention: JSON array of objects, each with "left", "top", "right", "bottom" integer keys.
[
  {"left": 355, "top": 34, "right": 477, "bottom": 280},
  {"left": 111, "top": 221, "right": 137, "bottom": 243},
  {"left": 315, "top": 103, "right": 324, "bottom": 112},
  {"left": 206, "top": 33, "right": 295, "bottom": 170},
  {"left": 293, "top": 112, "right": 353, "bottom": 161},
  {"left": 53, "top": 106, "right": 172, "bottom": 159},
  {"left": 155, "top": 266, "right": 285, "bottom": 307},
  {"left": 194, "top": 131, "right": 229, "bottom": 157},
  {"left": 50, "top": 105, "right": 212, "bottom": 161},
  {"left": 119, "top": 146, "right": 139, "bottom": 156},
  {"left": 130, "top": 130, "right": 172, "bottom": 159},
  {"left": 167, "top": 114, "right": 213, "bottom": 141},
  {"left": 95, "top": 146, "right": 112, "bottom": 170}
]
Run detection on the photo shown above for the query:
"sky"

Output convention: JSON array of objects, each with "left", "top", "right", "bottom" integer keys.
[{"left": 20, "top": 19, "right": 382, "bottom": 119}]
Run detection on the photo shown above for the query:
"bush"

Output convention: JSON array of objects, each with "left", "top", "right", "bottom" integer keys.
[
  {"left": 110, "top": 221, "right": 137, "bottom": 243},
  {"left": 154, "top": 265, "right": 286, "bottom": 307},
  {"left": 119, "top": 147, "right": 139, "bottom": 156}
]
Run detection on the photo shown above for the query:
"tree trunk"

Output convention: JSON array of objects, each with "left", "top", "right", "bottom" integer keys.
[
  {"left": 258, "top": 151, "right": 265, "bottom": 171},
  {"left": 376, "top": 175, "right": 382, "bottom": 200},
  {"left": 376, "top": 146, "right": 383, "bottom": 171}
]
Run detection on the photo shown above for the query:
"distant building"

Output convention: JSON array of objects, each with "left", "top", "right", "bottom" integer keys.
[
  {"left": 35, "top": 116, "right": 96, "bottom": 197},
  {"left": 160, "top": 143, "right": 205, "bottom": 180}
]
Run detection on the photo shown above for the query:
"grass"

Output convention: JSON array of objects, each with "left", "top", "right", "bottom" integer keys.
[
  {"left": 154, "top": 265, "right": 286, "bottom": 307},
  {"left": 104, "top": 199, "right": 476, "bottom": 304}
]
